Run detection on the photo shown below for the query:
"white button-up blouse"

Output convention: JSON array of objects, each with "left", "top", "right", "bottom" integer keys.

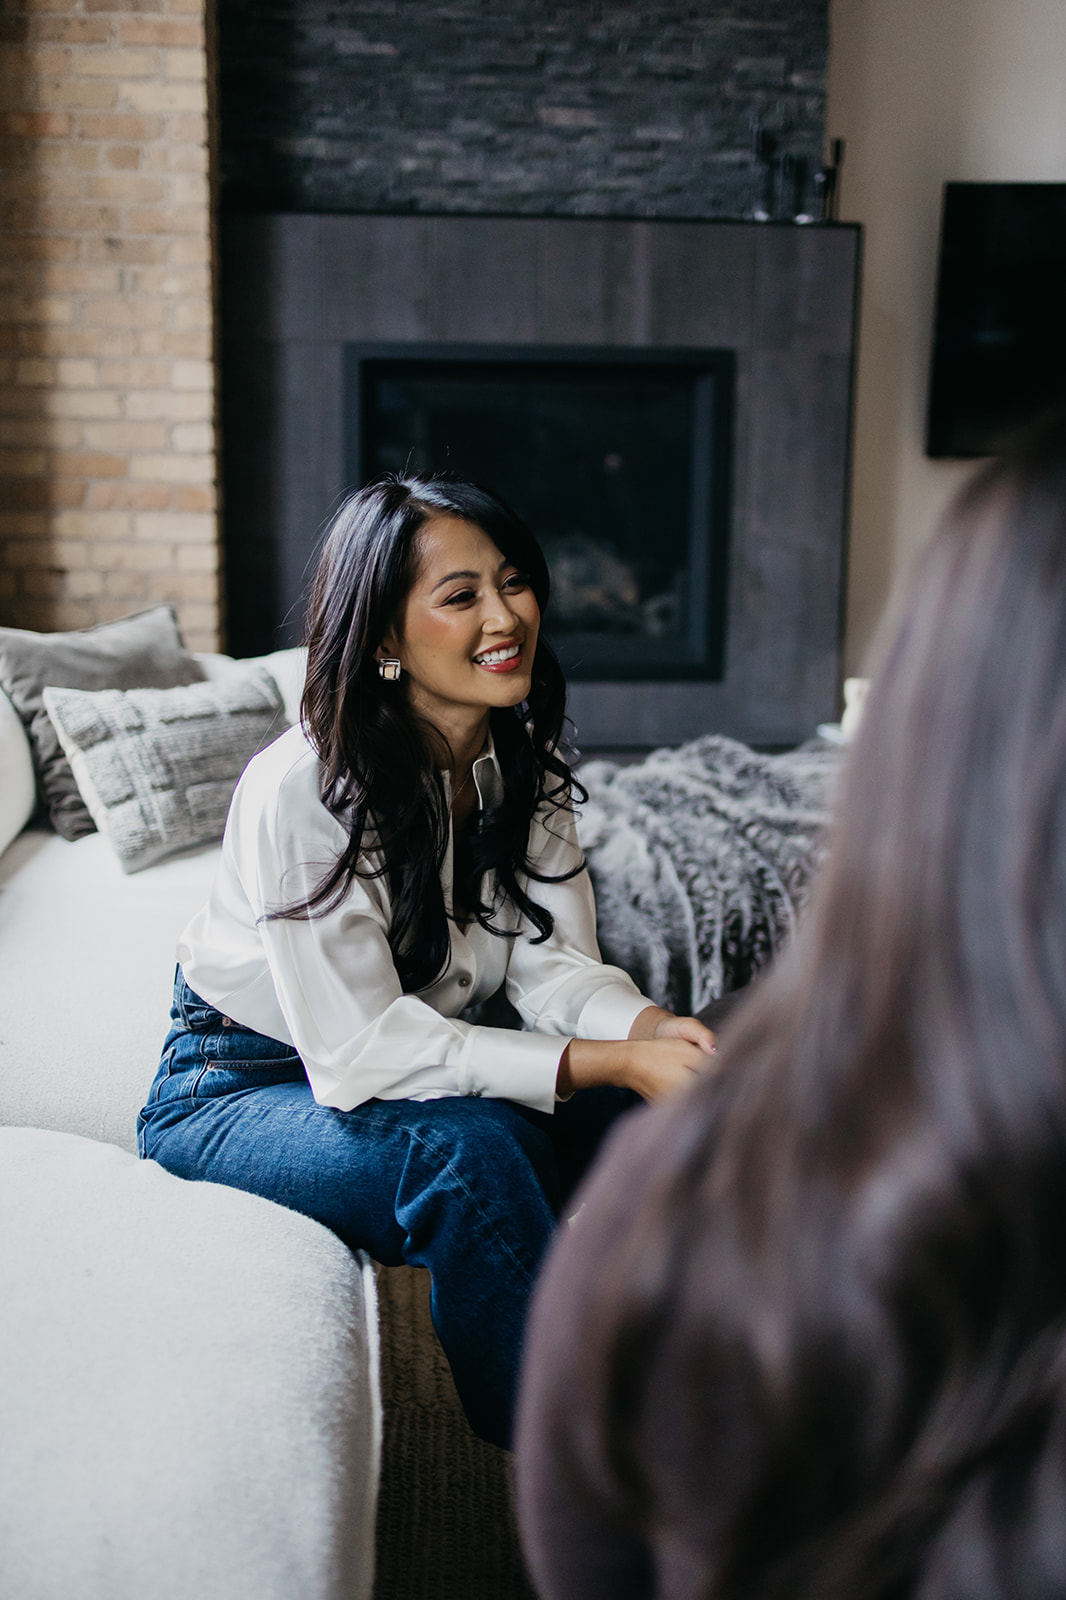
[{"left": 177, "top": 725, "right": 653, "bottom": 1115}]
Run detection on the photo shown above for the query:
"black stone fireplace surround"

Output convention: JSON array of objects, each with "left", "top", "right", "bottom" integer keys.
[{"left": 220, "top": 213, "right": 859, "bottom": 749}]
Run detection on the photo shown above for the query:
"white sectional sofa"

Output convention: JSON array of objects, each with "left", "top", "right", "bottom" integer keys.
[
  {"left": 0, "top": 610, "right": 840, "bottom": 1600},
  {"left": 0, "top": 646, "right": 382, "bottom": 1600}
]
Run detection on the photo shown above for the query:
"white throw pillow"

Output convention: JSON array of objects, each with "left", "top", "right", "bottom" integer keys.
[
  {"left": 0, "top": 684, "right": 36, "bottom": 857},
  {"left": 196, "top": 646, "right": 308, "bottom": 728},
  {"left": 43, "top": 667, "right": 285, "bottom": 873}
]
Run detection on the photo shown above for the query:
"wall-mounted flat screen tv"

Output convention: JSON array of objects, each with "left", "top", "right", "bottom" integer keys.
[{"left": 926, "top": 182, "right": 1066, "bottom": 458}]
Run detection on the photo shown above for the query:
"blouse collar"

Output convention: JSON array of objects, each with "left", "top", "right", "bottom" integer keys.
[{"left": 442, "top": 731, "right": 504, "bottom": 811}]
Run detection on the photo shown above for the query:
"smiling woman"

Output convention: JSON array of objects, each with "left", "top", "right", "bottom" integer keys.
[
  {"left": 136, "top": 473, "right": 716, "bottom": 1449},
  {"left": 375, "top": 517, "right": 542, "bottom": 841}
]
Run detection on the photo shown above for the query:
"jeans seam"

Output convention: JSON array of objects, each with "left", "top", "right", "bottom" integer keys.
[
  {"left": 144, "top": 1046, "right": 175, "bottom": 1107},
  {"left": 196, "top": 1061, "right": 302, "bottom": 1078},
  {"left": 198, "top": 1057, "right": 297, "bottom": 1066},
  {"left": 187, "top": 1063, "right": 210, "bottom": 1098}
]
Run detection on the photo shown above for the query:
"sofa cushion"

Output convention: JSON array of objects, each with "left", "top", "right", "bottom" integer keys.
[
  {"left": 0, "top": 683, "right": 35, "bottom": 857},
  {"left": 43, "top": 666, "right": 285, "bottom": 873},
  {"left": 0, "top": 1126, "right": 380, "bottom": 1600},
  {"left": 0, "top": 828, "right": 220, "bottom": 1151},
  {"left": 0, "top": 606, "right": 206, "bottom": 841},
  {"left": 198, "top": 644, "right": 308, "bottom": 727}
]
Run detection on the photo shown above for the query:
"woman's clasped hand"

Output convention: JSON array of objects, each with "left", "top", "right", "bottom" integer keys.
[{"left": 558, "top": 1005, "right": 716, "bottom": 1101}]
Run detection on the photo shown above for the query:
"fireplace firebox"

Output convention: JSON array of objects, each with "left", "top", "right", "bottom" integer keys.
[{"left": 347, "top": 344, "right": 734, "bottom": 681}]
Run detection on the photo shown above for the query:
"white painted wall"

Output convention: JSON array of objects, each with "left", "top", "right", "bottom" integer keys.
[{"left": 827, "top": 0, "right": 1066, "bottom": 672}]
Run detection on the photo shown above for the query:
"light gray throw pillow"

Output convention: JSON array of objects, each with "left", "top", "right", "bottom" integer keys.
[
  {"left": 43, "top": 667, "right": 285, "bottom": 873},
  {"left": 0, "top": 606, "right": 206, "bottom": 841}
]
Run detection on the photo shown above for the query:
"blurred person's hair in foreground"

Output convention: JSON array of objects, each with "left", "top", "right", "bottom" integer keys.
[{"left": 516, "top": 408, "right": 1066, "bottom": 1600}]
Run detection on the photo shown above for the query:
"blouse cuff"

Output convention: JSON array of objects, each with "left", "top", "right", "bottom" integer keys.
[
  {"left": 461, "top": 1026, "right": 565, "bottom": 1115},
  {"left": 577, "top": 984, "right": 656, "bottom": 1044}
]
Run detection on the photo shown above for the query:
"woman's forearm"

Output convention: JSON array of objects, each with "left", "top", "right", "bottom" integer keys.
[
  {"left": 556, "top": 1036, "right": 704, "bottom": 1102},
  {"left": 626, "top": 1004, "right": 676, "bottom": 1042},
  {"left": 556, "top": 1007, "right": 717, "bottom": 1102}
]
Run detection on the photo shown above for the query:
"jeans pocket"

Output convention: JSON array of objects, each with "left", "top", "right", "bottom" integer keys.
[
  {"left": 200, "top": 1024, "right": 300, "bottom": 1069},
  {"left": 191, "top": 1059, "right": 306, "bottom": 1099}
]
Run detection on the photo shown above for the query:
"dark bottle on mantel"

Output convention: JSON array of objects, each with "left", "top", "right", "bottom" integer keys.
[{"left": 815, "top": 138, "right": 845, "bottom": 223}]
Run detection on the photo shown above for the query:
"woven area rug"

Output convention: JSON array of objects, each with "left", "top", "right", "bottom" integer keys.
[{"left": 372, "top": 1264, "right": 536, "bottom": 1600}]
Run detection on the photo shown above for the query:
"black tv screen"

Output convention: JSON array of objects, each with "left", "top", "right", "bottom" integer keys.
[{"left": 926, "top": 182, "right": 1066, "bottom": 458}]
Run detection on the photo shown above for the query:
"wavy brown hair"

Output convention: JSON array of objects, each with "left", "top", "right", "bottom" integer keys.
[{"left": 518, "top": 411, "right": 1066, "bottom": 1600}]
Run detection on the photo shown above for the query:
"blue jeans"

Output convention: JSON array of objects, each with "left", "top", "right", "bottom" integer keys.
[{"left": 138, "top": 969, "right": 639, "bottom": 1448}]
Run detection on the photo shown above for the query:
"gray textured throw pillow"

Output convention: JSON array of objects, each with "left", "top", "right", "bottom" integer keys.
[
  {"left": 0, "top": 606, "right": 206, "bottom": 841},
  {"left": 42, "top": 667, "right": 285, "bottom": 873}
]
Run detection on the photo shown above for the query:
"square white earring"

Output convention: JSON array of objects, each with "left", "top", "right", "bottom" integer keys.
[{"left": 378, "top": 659, "right": 402, "bottom": 682}]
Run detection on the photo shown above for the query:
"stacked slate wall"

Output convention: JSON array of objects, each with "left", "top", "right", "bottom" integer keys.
[{"left": 220, "top": 1, "right": 828, "bottom": 220}]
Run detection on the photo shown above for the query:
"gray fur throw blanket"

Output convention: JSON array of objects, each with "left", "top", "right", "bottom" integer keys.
[{"left": 577, "top": 735, "right": 843, "bottom": 1016}]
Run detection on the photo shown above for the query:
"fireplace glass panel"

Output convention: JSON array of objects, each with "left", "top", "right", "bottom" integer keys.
[{"left": 346, "top": 346, "right": 732, "bottom": 681}]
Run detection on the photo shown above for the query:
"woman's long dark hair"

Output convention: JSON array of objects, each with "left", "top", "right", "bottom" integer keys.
[
  {"left": 524, "top": 413, "right": 1066, "bottom": 1598},
  {"left": 278, "top": 474, "right": 583, "bottom": 993}
]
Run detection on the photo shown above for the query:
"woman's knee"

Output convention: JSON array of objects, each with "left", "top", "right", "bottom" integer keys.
[
  {"left": 403, "top": 1096, "right": 555, "bottom": 1184},
  {"left": 389, "top": 1097, "right": 560, "bottom": 1263}
]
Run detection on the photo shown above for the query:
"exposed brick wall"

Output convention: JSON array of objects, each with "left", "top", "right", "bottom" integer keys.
[
  {"left": 0, "top": 0, "right": 221, "bottom": 651},
  {"left": 220, "top": 0, "right": 827, "bottom": 221}
]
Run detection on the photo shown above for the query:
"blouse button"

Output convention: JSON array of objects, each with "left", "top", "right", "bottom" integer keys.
[{"left": 457, "top": 975, "right": 471, "bottom": 988}]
